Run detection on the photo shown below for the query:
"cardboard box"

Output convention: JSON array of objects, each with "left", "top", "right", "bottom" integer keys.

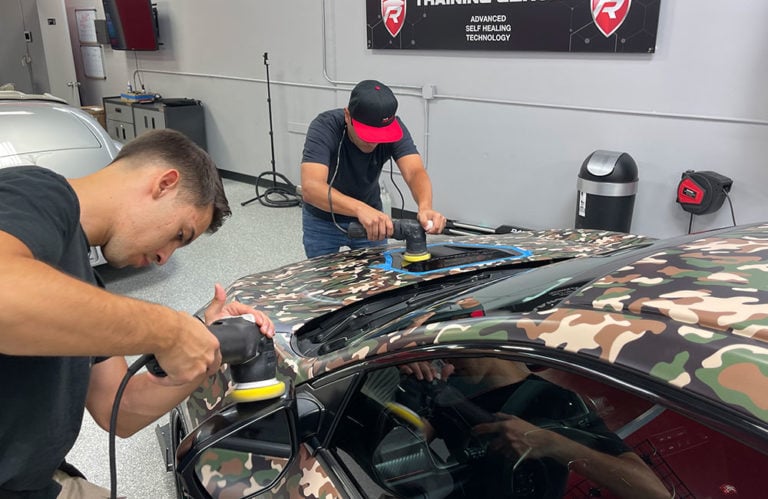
[{"left": 81, "top": 105, "right": 106, "bottom": 130}]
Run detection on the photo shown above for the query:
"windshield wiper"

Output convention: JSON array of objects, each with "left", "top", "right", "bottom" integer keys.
[
  {"left": 310, "top": 273, "right": 503, "bottom": 355},
  {"left": 312, "top": 294, "right": 404, "bottom": 343},
  {"left": 310, "top": 285, "right": 454, "bottom": 352}
]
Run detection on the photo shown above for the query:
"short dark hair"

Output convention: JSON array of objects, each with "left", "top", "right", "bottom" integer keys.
[{"left": 113, "top": 129, "right": 231, "bottom": 232}]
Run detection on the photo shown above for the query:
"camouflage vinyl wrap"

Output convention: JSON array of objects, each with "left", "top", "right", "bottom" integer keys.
[
  {"left": 194, "top": 449, "right": 287, "bottom": 498},
  {"left": 263, "top": 445, "right": 341, "bottom": 499},
  {"left": 563, "top": 223, "right": 768, "bottom": 422},
  {"left": 181, "top": 229, "right": 652, "bottom": 496},
  {"left": 226, "top": 229, "right": 652, "bottom": 335},
  {"left": 195, "top": 446, "right": 338, "bottom": 499},
  {"left": 186, "top": 229, "right": 652, "bottom": 421},
  {"left": 179, "top": 226, "right": 768, "bottom": 496}
]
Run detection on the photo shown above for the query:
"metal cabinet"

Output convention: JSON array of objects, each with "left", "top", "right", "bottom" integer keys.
[
  {"left": 104, "top": 99, "right": 136, "bottom": 143},
  {"left": 133, "top": 106, "right": 166, "bottom": 135},
  {"left": 103, "top": 97, "right": 207, "bottom": 150}
]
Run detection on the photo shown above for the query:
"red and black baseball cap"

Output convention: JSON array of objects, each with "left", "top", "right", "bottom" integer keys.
[{"left": 348, "top": 80, "right": 403, "bottom": 143}]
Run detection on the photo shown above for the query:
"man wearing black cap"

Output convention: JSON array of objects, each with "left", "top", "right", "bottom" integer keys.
[{"left": 300, "top": 79, "right": 446, "bottom": 258}]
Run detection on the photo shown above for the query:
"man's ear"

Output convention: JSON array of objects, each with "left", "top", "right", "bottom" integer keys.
[{"left": 154, "top": 169, "right": 180, "bottom": 199}]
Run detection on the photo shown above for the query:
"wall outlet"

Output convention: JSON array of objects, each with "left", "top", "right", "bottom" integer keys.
[{"left": 287, "top": 122, "right": 309, "bottom": 134}]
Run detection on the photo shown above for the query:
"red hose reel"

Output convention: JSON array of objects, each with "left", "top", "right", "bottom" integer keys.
[{"left": 676, "top": 170, "right": 733, "bottom": 215}]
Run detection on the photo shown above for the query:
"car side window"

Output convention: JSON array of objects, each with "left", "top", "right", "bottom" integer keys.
[{"left": 330, "top": 356, "right": 767, "bottom": 498}]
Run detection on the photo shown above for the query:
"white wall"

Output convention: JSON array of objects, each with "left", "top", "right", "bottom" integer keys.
[{"left": 85, "top": 0, "right": 767, "bottom": 238}]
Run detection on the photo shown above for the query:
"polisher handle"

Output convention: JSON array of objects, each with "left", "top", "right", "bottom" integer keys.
[
  {"left": 144, "top": 316, "right": 263, "bottom": 377},
  {"left": 347, "top": 221, "right": 368, "bottom": 239}
]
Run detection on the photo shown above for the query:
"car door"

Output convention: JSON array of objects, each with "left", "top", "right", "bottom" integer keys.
[{"left": 320, "top": 352, "right": 767, "bottom": 499}]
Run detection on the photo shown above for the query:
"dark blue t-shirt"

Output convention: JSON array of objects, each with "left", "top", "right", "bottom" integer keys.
[
  {"left": 0, "top": 166, "right": 98, "bottom": 498},
  {"left": 301, "top": 108, "right": 418, "bottom": 223}
]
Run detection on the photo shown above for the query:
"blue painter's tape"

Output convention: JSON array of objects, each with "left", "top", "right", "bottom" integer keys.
[{"left": 372, "top": 243, "right": 533, "bottom": 276}]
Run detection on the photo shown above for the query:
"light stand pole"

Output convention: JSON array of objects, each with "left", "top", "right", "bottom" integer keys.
[{"left": 241, "top": 52, "right": 299, "bottom": 208}]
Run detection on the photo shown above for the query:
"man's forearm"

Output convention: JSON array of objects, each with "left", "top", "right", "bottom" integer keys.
[
  {"left": 549, "top": 437, "right": 670, "bottom": 498},
  {"left": 112, "top": 373, "right": 206, "bottom": 437},
  {"left": 0, "top": 253, "right": 180, "bottom": 357}
]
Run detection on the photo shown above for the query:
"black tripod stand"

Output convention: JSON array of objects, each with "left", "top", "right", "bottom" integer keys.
[{"left": 241, "top": 52, "right": 300, "bottom": 208}]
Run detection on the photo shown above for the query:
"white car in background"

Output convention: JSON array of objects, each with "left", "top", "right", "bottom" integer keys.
[{"left": 0, "top": 90, "right": 120, "bottom": 265}]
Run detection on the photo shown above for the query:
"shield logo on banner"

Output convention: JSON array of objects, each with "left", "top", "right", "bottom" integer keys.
[
  {"left": 591, "top": 0, "right": 631, "bottom": 37},
  {"left": 382, "top": 0, "right": 406, "bottom": 38}
]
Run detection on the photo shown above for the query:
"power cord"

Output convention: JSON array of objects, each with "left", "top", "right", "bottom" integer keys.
[
  {"left": 109, "top": 355, "right": 153, "bottom": 499},
  {"left": 687, "top": 190, "right": 737, "bottom": 234},
  {"left": 386, "top": 158, "right": 405, "bottom": 215},
  {"left": 328, "top": 132, "right": 346, "bottom": 234},
  {"left": 248, "top": 171, "right": 301, "bottom": 208}
]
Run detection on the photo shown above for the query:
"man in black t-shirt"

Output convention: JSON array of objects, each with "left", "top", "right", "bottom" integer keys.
[
  {"left": 300, "top": 79, "right": 446, "bottom": 257},
  {"left": 0, "top": 129, "right": 275, "bottom": 497}
]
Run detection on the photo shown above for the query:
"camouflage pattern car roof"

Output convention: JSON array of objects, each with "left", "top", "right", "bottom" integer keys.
[
  {"left": 571, "top": 223, "right": 768, "bottom": 344},
  {"left": 273, "top": 223, "right": 768, "bottom": 425},
  {"left": 186, "top": 229, "right": 651, "bottom": 425},
  {"left": 225, "top": 228, "right": 652, "bottom": 334},
  {"left": 559, "top": 222, "right": 768, "bottom": 423}
]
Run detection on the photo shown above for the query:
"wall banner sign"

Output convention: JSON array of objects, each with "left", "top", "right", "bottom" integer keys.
[{"left": 367, "top": 0, "right": 660, "bottom": 53}]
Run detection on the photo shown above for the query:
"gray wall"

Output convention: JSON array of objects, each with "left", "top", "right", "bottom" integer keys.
[
  {"left": 86, "top": 0, "right": 768, "bottom": 238},
  {"left": 1, "top": 0, "right": 49, "bottom": 94}
]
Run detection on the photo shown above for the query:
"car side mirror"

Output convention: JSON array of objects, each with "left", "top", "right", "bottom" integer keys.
[{"left": 175, "top": 383, "right": 297, "bottom": 498}]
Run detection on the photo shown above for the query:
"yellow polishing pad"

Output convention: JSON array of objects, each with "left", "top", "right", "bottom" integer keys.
[
  {"left": 231, "top": 380, "right": 286, "bottom": 403},
  {"left": 402, "top": 252, "right": 432, "bottom": 263},
  {"left": 385, "top": 402, "right": 425, "bottom": 431}
]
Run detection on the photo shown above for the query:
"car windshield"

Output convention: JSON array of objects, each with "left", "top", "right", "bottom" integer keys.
[{"left": 295, "top": 242, "right": 657, "bottom": 356}]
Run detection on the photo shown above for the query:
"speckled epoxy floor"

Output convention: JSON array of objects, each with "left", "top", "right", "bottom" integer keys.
[{"left": 66, "top": 179, "right": 307, "bottom": 497}]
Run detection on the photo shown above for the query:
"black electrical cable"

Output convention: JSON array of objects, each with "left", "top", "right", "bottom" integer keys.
[
  {"left": 328, "top": 131, "right": 347, "bottom": 234},
  {"left": 725, "top": 192, "right": 737, "bottom": 226},
  {"left": 109, "top": 354, "right": 153, "bottom": 499},
  {"left": 687, "top": 188, "right": 738, "bottom": 235},
  {"left": 248, "top": 171, "right": 302, "bottom": 208},
  {"left": 387, "top": 158, "right": 405, "bottom": 215}
]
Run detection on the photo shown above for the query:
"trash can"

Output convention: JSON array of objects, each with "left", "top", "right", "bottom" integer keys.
[{"left": 575, "top": 150, "right": 638, "bottom": 233}]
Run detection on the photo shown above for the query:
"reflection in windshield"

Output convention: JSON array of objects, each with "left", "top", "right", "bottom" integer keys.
[
  {"left": 298, "top": 249, "right": 645, "bottom": 356},
  {"left": 360, "top": 358, "right": 671, "bottom": 498}
]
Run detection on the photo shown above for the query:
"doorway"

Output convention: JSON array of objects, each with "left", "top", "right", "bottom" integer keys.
[{"left": 65, "top": 0, "right": 107, "bottom": 106}]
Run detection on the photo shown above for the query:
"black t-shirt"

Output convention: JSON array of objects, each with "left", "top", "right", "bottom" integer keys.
[
  {"left": 456, "top": 375, "right": 630, "bottom": 498},
  {"left": 301, "top": 108, "right": 419, "bottom": 223},
  {"left": 0, "top": 166, "right": 98, "bottom": 498}
]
